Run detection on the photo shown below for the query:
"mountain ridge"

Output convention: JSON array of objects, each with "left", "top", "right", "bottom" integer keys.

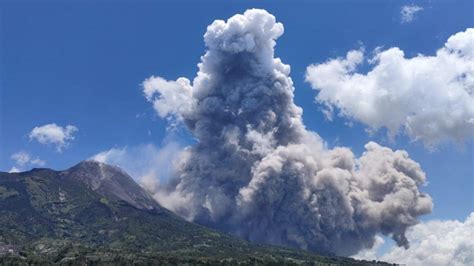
[{"left": 0, "top": 161, "right": 389, "bottom": 265}]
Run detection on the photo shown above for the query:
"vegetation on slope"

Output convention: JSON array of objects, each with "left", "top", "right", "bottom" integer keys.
[{"left": 0, "top": 162, "right": 390, "bottom": 265}]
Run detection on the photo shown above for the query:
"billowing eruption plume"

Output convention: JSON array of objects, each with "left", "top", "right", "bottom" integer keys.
[{"left": 143, "top": 9, "right": 432, "bottom": 256}]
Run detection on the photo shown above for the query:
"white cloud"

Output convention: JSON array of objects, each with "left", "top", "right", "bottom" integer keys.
[
  {"left": 8, "top": 166, "right": 21, "bottom": 173},
  {"left": 400, "top": 5, "right": 423, "bottom": 23},
  {"left": 306, "top": 28, "right": 474, "bottom": 148},
  {"left": 29, "top": 123, "right": 78, "bottom": 152},
  {"left": 354, "top": 213, "right": 474, "bottom": 266},
  {"left": 11, "top": 151, "right": 31, "bottom": 166},
  {"left": 30, "top": 158, "right": 46, "bottom": 166},
  {"left": 9, "top": 151, "right": 46, "bottom": 172},
  {"left": 143, "top": 76, "right": 194, "bottom": 121}
]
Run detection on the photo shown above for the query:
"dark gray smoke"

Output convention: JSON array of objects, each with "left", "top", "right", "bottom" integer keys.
[{"left": 142, "top": 9, "right": 433, "bottom": 256}]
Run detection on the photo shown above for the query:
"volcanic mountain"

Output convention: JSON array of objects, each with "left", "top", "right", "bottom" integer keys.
[{"left": 0, "top": 161, "right": 386, "bottom": 264}]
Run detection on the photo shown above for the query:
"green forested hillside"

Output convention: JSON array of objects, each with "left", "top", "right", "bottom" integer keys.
[{"left": 0, "top": 161, "right": 390, "bottom": 265}]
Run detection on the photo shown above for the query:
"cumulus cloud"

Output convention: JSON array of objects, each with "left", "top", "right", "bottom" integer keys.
[
  {"left": 11, "top": 151, "right": 32, "bottom": 166},
  {"left": 400, "top": 5, "right": 424, "bottom": 23},
  {"left": 306, "top": 28, "right": 474, "bottom": 148},
  {"left": 143, "top": 77, "right": 194, "bottom": 120},
  {"left": 29, "top": 123, "right": 78, "bottom": 152},
  {"left": 90, "top": 142, "right": 184, "bottom": 193},
  {"left": 9, "top": 151, "right": 46, "bottom": 172},
  {"left": 354, "top": 213, "right": 474, "bottom": 266},
  {"left": 142, "top": 9, "right": 432, "bottom": 256}
]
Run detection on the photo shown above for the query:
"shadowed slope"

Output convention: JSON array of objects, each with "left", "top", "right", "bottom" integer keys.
[{"left": 0, "top": 161, "right": 389, "bottom": 265}]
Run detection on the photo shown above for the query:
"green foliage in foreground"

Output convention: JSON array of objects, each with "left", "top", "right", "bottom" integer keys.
[{"left": 0, "top": 165, "right": 392, "bottom": 265}]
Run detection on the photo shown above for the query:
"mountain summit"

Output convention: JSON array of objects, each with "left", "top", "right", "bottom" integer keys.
[
  {"left": 64, "top": 161, "right": 160, "bottom": 211},
  {"left": 0, "top": 161, "right": 385, "bottom": 264}
]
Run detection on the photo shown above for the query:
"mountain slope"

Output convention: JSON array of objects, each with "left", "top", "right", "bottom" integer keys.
[{"left": 0, "top": 161, "right": 387, "bottom": 265}]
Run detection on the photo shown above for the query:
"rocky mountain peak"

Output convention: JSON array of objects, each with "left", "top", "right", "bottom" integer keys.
[{"left": 63, "top": 160, "right": 160, "bottom": 211}]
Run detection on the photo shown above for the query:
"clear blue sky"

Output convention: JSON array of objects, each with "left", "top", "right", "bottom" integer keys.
[{"left": 1, "top": 0, "right": 472, "bottom": 224}]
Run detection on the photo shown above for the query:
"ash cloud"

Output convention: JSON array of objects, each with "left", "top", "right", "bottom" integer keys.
[{"left": 143, "top": 9, "right": 432, "bottom": 256}]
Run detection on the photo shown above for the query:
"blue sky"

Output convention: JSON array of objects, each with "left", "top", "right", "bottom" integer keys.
[{"left": 1, "top": 0, "right": 472, "bottom": 230}]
